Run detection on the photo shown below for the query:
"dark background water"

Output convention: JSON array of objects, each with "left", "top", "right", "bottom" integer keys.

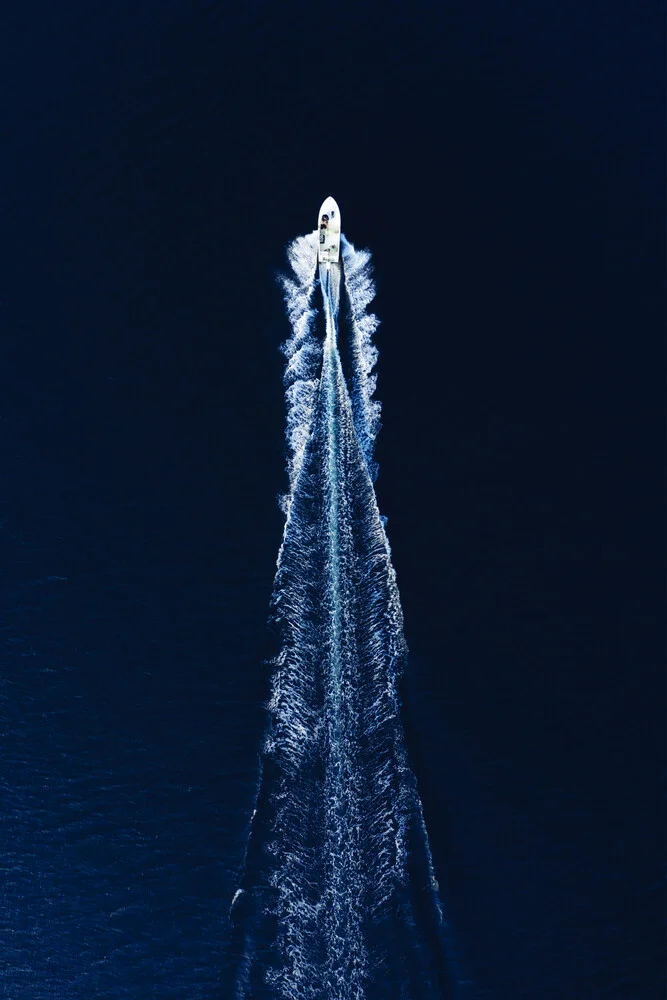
[{"left": 1, "top": 2, "right": 663, "bottom": 997}]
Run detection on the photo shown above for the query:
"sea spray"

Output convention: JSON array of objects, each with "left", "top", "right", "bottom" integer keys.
[{"left": 280, "top": 232, "right": 321, "bottom": 497}]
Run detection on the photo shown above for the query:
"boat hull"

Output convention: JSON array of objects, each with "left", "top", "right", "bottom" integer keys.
[{"left": 317, "top": 196, "right": 341, "bottom": 263}]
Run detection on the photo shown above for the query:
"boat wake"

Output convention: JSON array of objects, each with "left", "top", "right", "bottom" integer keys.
[{"left": 231, "top": 229, "right": 463, "bottom": 999}]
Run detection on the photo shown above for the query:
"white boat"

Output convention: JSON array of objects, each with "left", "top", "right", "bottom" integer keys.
[{"left": 317, "top": 196, "right": 341, "bottom": 264}]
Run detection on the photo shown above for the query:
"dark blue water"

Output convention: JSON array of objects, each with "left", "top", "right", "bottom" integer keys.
[
  {"left": 0, "top": 485, "right": 269, "bottom": 997},
  {"left": 1, "top": 2, "right": 662, "bottom": 997}
]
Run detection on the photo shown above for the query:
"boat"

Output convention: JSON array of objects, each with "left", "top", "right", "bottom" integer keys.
[{"left": 317, "top": 196, "right": 341, "bottom": 264}]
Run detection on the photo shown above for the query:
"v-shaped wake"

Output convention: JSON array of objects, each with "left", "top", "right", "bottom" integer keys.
[{"left": 231, "top": 228, "right": 463, "bottom": 999}]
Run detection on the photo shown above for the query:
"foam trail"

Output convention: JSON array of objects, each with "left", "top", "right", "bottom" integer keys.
[
  {"left": 281, "top": 232, "right": 321, "bottom": 496},
  {"left": 231, "top": 233, "right": 465, "bottom": 999},
  {"left": 341, "top": 236, "right": 381, "bottom": 480}
]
